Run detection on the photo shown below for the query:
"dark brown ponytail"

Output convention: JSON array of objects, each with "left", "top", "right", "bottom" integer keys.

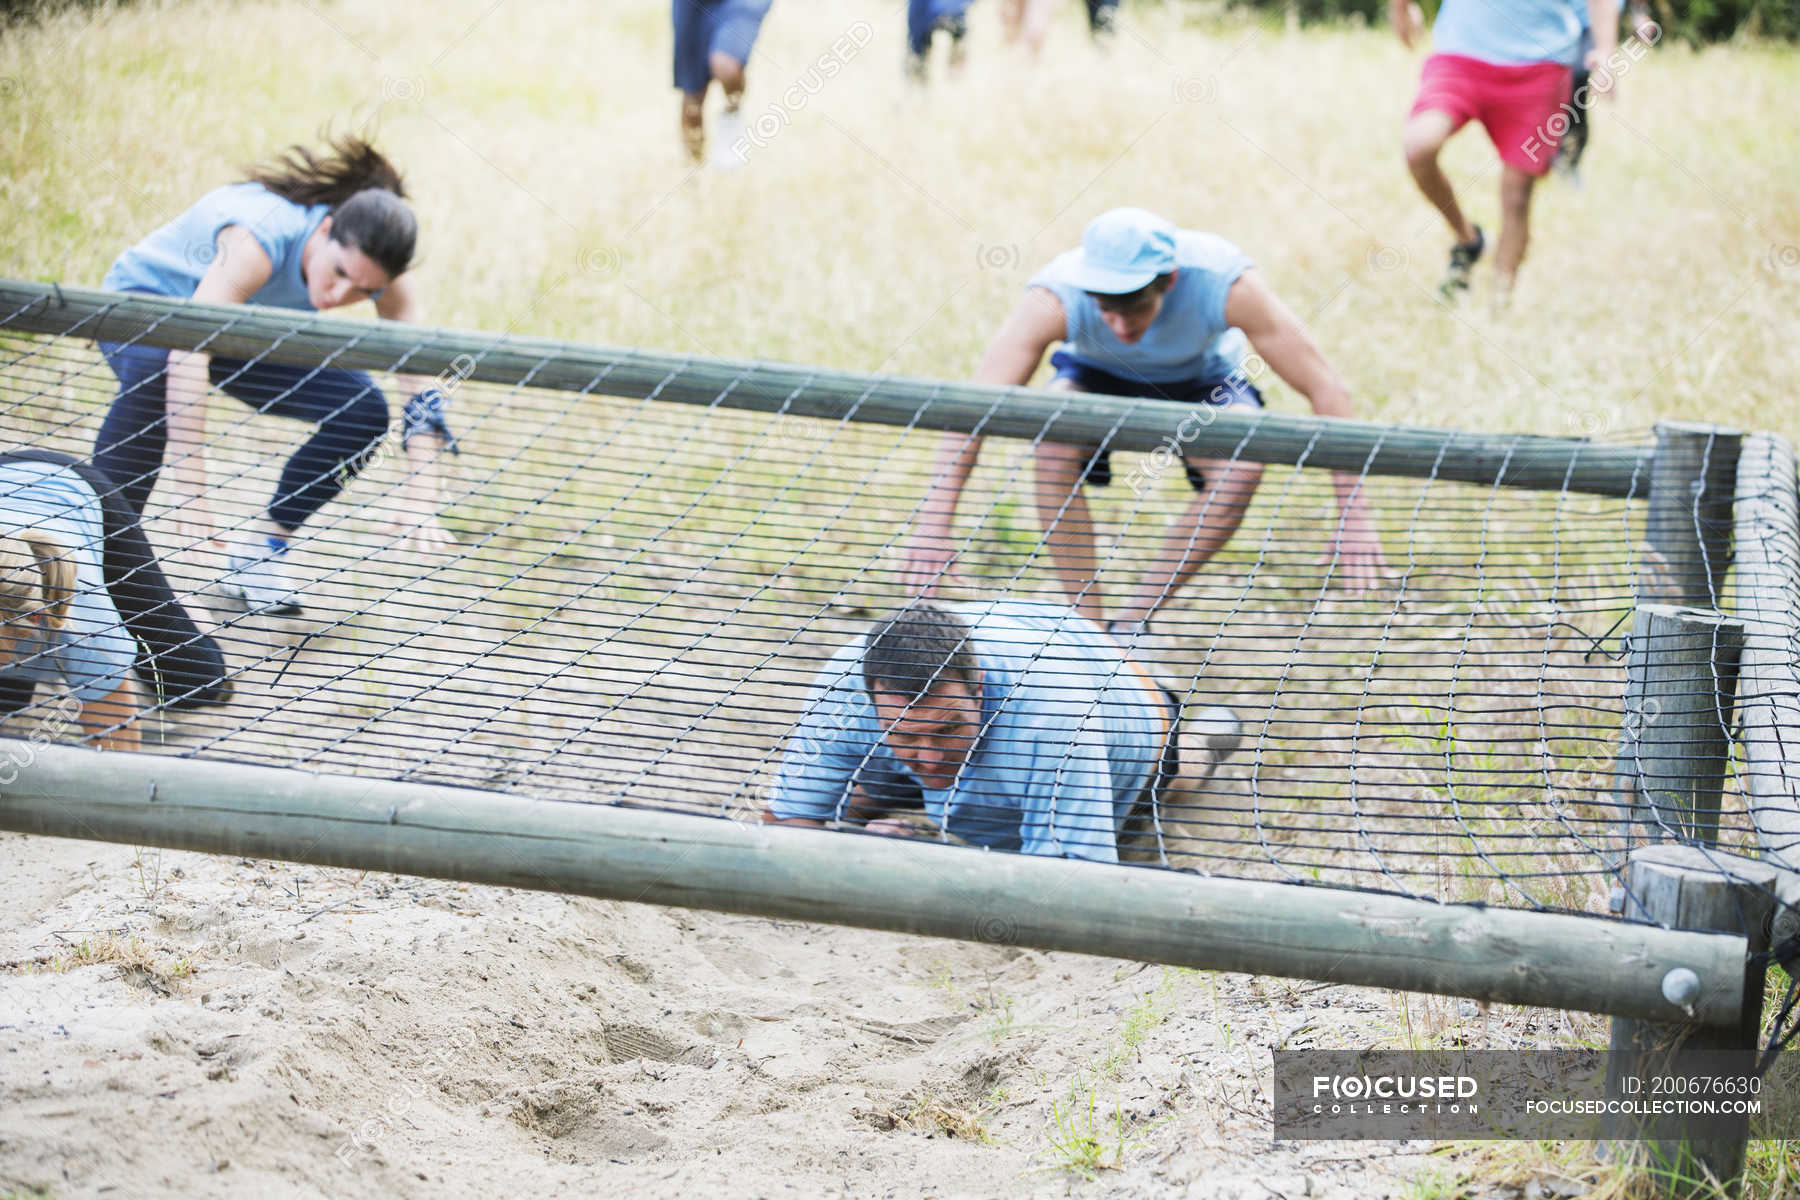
[
  {"left": 245, "top": 135, "right": 416, "bottom": 279},
  {"left": 246, "top": 134, "right": 407, "bottom": 206}
]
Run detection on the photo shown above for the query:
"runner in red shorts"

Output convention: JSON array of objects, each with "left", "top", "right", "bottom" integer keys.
[{"left": 1391, "top": 0, "right": 1617, "bottom": 304}]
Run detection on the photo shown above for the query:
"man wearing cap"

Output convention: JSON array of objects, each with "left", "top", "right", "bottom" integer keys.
[
  {"left": 1392, "top": 0, "right": 1618, "bottom": 300},
  {"left": 900, "top": 207, "right": 1388, "bottom": 635},
  {"left": 760, "top": 599, "right": 1221, "bottom": 863}
]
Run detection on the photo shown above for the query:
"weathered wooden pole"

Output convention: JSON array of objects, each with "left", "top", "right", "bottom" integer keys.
[
  {"left": 1729, "top": 434, "right": 1800, "bottom": 879},
  {"left": 1604, "top": 846, "right": 1778, "bottom": 1198},
  {"left": 1642, "top": 423, "right": 1743, "bottom": 609},
  {"left": 0, "top": 739, "right": 1751, "bottom": 1026},
  {"left": 0, "top": 279, "right": 1654, "bottom": 497},
  {"left": 1615, "top": 606, "right": 1746, "bottom": 847}
]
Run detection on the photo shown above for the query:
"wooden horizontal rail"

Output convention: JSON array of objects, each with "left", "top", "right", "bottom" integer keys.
[
  {"left": 0, "top": 739, "right": 1748, "bottom": 1026},
  {"left": 0, "top": 279, "right": 1652, "bottom": 496},
  {"left": 1732, "top": 433, "right": 1800, "bottom": 875}
]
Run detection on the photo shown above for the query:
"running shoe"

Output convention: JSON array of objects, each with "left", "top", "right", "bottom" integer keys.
[
  {"left": 1553, "top": 116, "right": 1589, "bottom": 187},
  {"left": 710, "top": 109, "right": 746, "bottom": 170},
  {"left": 1439, "top": 225, "right": 1485, "bottom": 300},
  {"left": 220, "top": 534, "right": 303, "bottom": 617},
  {"left": 1091, "top": 3, "right": 1119, "bottom": 41},
  {"left": 1186, "top": 706, "right": 1243, "bottom": 761},
  {"left": 942, "top": 14, "right": 970, "bottom": 72}
]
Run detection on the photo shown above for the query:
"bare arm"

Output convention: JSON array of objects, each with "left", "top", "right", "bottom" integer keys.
[
  {"left": 761, "top": 811, "right": 827, "bottom": 828},
  {"left": 163, "top": 225, "right": 273, "bottom": 544},
  {"left": 763, "top": 786, "right": 937, "bottom": 837},
  {"left": 901, "top": 288, "right": 1065, "bottom": 594},
  {"left": 761, "top": 785, "right": 880, "bottom": 829},
  {"left": 1389, "top": 0, "right": 1417, "bottom": 47},
  {"left": 1224, "top": 270, "right": 1389, "bottom": 588},
  {"left": 372, "top": 273, "right": 432, "bottom": 396},
  {"left": 1587, "top": 0, "right": 1621, "bottom": 85},
  {"left": 78, "top": 676, "right": 143, "bottom": 753},
  {"left": 373, "top": 275, "right": 456, "bottom": 552}
]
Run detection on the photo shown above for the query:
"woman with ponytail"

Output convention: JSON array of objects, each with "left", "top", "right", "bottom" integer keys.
[{"left": 94, "top": 135, "right": 456, "bottom": 616}]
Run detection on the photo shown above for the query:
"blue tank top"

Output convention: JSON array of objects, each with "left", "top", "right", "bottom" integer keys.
[
  {"left": 1432, "top": 0, "right": 1585, "bottom": 66},
  {"left": 1028, "top": 230, "right": 1253, "bottom": 385},
  {"left": 103, "top": 182, "right": 328, "bottom": 310}
]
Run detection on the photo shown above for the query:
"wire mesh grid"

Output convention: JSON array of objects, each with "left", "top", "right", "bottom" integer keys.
[{"left": 0, "top": 294, "right": 1788, "bottom": 922}]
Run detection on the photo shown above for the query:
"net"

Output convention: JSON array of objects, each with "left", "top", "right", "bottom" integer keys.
[{"left": 1, "top": 283, "right": 1792, "bottom": 924}]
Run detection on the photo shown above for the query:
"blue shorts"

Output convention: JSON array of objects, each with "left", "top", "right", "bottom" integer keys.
[
  {"left": 673, "top": 0, "right": 772, "bottom": 94},
  {"left": 1048, "top": 350, "right": 1264, "bottom": 492}
]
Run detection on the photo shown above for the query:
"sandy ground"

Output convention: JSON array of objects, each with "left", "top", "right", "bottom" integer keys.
[{"left": 0, "top": 830, "right": 1494, "bottom": 1199}]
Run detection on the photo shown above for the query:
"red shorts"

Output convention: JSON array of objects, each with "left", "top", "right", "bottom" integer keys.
[{"left": 1410, "top": 53, "right": 1573, "bottom": 177}]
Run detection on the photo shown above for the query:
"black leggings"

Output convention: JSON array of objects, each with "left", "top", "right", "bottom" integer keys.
[{"left": 0, "top": 450, "right": 229, "bottom": 716}]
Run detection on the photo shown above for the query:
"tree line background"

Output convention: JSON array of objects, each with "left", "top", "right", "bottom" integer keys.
[
  {"left": 1271, "top": 0, "right": 1797, "bottom": 43},
  {"left": 1, "top": 1, "right": 1794, "bottom": 49}
]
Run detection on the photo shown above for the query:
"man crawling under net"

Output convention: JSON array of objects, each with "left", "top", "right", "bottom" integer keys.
[{"left": 760, "top": 600, "right": 1238, "bottom": 864}]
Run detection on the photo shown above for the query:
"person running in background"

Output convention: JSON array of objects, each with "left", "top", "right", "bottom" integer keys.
[
  {"left": 762, "top": 600, "right": 1185, "bottom": 863},
  {"left": 95, "top": 135, "right": 457, "bottom": 617},
  {"left": 1554, "top": 0, "right": 1657, "bottom": 183},
  {"left": 1001, "top": 0, "right": 1055, "bottom": 58},
  {"left": 906, "top": 0, "right": 974, "bottom": 83},
  {"left": 900, "top": 208, "right": 1388, "bottom": 637},
  {"left": 674, "top": 0, "right": 774, "bottom": 167},
  {"left": 1392, "top": 0, "right": 1617, "bottom": 302},
  {"left": 2, "top": 449, "right": 233, "bottom": 749}
]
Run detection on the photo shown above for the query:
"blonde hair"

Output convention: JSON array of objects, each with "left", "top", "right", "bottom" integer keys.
[{"left": 0, "top": 528, "right": 77, "bottom": 631}]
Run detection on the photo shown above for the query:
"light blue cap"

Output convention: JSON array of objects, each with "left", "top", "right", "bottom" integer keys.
[{"left": 1064, "top": 208, "right": 1178, "bottom": 294}]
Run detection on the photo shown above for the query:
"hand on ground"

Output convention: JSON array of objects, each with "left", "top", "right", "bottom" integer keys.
[{"left": 381, "top": 496, "right": 458, "bottom": 554}]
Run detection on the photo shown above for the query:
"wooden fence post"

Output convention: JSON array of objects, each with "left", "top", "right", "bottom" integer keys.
[
  {"left": 1643, "top": 422, "right": 1743, "bottom": 609},
  {"left": 1604, "top": 847, "right": 1778, "bottom": 1198},
  {"left": 1614, "top": 607, "right": 1745, "bottom": 849}
]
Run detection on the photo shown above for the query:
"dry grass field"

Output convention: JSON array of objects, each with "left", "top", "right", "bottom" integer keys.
[{"left": 1, "top": 0, "right": 1797, "bottom": 1196}]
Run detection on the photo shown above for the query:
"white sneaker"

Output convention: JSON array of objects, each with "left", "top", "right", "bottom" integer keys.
[
  {"left": 710, "top": 109, "right": 748, "bottom": 170},
  {"left": 1186, "top": 706, "right": 1244, "bottom": 761},
  {"left": 221, "top": 535, "right": 303, "bottom": 616}
]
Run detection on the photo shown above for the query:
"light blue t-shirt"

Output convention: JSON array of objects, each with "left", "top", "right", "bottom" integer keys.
[
  {"left": 1028, "top": 230, "right": 1253, "bottom": 384},
  {"left": 103, "top": 182, "right": 329, "bottom": 309},
  {"left": 1, "top": 461, "right": 137, "bottom": 704},
  {"left": 1432, "top": 0, "right": 1586, "bottom": 66},
  {"left": 765, "top": 601, "right": 1173, "bottom": 863}
]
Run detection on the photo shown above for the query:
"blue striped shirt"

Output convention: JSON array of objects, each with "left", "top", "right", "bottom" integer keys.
[
  {"left": 766, "top": 601, "right": 1173, "bottom": 862},
  {"left": 1, "top": 461, "right": 136, "bottom": 703}
]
